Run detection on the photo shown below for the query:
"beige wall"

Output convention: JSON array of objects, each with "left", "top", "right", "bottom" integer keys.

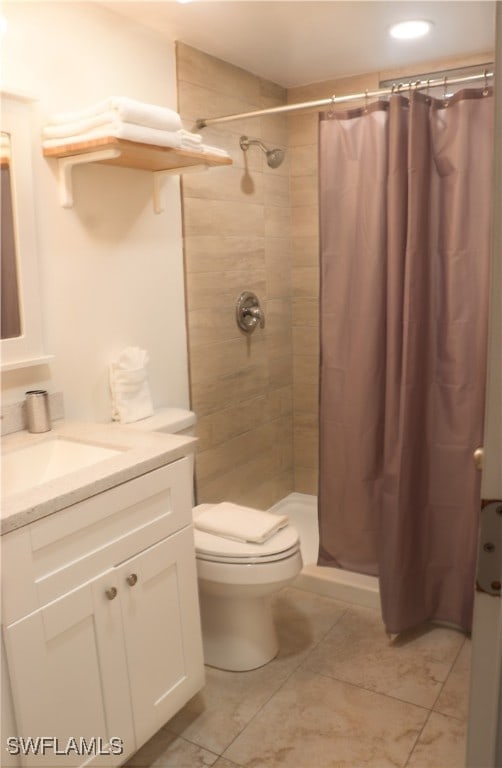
[{"left": 176, "top": 43, "right": 294, "bottom": 509}]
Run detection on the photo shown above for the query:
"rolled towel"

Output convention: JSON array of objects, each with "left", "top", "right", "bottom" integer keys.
[
  {"left": 110, "top": 347, "right": 154, "bottom": 424},
  {"left": 47, "top": 96, "right": 183, "bottom": 133},
  {"left": 42, "top": 122, "right": 183, "bottom": 150},
  {"left": 194, "top": 502, "right": 289, "bottom": 544},
  {"left": 178, "top": 128, "right": 203, "bottom": 148}
]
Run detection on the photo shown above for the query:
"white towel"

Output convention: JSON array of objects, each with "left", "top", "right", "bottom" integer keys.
[
  {"left": 47, "top": 96, "right": 183, "bottom": 133},
  {"left": 110, "top": 347, "right": 154, "bottom": 424},
  {"left": 42, "top": 122, "right": 184, "bottom": 150},
  {"left": 194, "top": 502, "right": 289, "bottom": 544},
  {"left": 42, "top": 110, "right": 121, "bottom": 139},
  {"left": 200, "top": 144, "right": 232, "bottom": 158}
]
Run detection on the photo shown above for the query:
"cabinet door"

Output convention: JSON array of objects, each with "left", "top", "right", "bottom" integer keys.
[
  {"left": 117, "top": 527, "right": 205, "bottom": 746},
  {"left": 3, "top": 578, "right": 135, "bottom": 767}
]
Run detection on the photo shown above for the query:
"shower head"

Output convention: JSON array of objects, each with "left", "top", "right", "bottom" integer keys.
[{"left": 239, "top": 135, "right": 285, "bottom": 168}]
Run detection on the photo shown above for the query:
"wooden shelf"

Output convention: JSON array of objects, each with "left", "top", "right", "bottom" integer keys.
[{"left": 43, "top": 136, "right": 232, "bottom": 211}]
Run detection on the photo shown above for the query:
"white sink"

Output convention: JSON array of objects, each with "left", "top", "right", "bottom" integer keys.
[{"left": 2, "top": 437, "right": 122, "bottom": 496}]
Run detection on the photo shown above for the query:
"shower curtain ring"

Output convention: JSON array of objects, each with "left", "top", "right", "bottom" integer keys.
[
  {"left": 328, "top": 93, "right": 336, "bottom": 117},
  {"left": 364, "top": 90, "right": 369, "bottom": 112},
  {"left": 443, "top": 76, "right": 449, "bottom": 105},
  {"left": 483, "top": 69, "right": 489, "bottom": 96}
]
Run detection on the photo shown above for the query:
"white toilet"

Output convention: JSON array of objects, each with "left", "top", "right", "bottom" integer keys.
[{"left": 130, "top": 407, "right": 303, "bottom": 671}]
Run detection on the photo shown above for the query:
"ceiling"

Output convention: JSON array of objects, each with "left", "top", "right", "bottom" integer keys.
[{"left": 100, "top": 1, "right": 496, "bottom": 88}]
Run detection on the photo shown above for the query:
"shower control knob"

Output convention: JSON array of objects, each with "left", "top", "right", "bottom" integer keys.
[{"left": 236, "top": 291, "right": 265, "bottom": 334}]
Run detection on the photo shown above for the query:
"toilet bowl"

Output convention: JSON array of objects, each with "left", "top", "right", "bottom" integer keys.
[
  {"left": 194, "top": 503, "right": 302, "bottom": 671},
  {"left": 127, "top": 408, "right": 303, "bottom": 671}
]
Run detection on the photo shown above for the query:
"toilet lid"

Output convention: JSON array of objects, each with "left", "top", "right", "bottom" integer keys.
[{"left": 193, "top": 517, "right": 300, "bottom": 563}]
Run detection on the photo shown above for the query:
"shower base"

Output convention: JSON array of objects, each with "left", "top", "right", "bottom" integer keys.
[{"left": 268, "top": 493, "right": 380, "bottom": 610}]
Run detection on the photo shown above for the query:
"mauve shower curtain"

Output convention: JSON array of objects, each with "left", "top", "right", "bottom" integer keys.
[{"left": 318, "top": 89, "right": 493, "bottom": 634}]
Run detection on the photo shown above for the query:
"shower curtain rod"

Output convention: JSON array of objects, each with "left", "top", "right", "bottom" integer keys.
[{"left": 196, "top": 69, "right": 494, "bottom": 128}]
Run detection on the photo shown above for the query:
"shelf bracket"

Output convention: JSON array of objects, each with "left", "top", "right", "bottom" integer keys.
[
  {"left": 153, "top": 165, "right": 210, "bottom": 214},
  {"left": 57, "top": 149, "right": 122, "bottom": 208}
]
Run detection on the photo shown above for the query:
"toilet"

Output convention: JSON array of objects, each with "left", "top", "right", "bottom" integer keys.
[{"left": 129, "top": 407, "right": 303, "bottom": 671}]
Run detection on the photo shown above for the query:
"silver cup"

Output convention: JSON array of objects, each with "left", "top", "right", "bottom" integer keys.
[{"left": 25, "top": 390, "right": 51, "bottom": 433}]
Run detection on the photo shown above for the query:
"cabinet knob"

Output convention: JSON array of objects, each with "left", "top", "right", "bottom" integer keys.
[
  {"left": 126, "top": 573, "right": 138, "bottom": 587},
  {"left": 105, "top": 586, "right": 118, "bottom": 600}
]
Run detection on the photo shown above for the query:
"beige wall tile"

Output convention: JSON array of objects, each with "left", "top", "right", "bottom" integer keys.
[
  {"left": 182, "top": 164, "right": 264, "bottom": 205},
  {"left": 190, "top": 336, "right": 267, "bottom": 385},
  {"left": 183, "top": 235, "right": 265, "bottom": 274},
  {"left": 184, "top": 198, "right": 265, "bottom": 238},
  {"left": 290, "top": 144, "right": 318, "bottom": 177},
  {"left": 263, "top": 173, "right": 290, "bottom": 208},
  {"left": 294, "top": 325, "right": 319, "bottom": 356},
  {"left": 292, "top": 236, "right": 319, "bottom": 268},
  {"left": 295, "top": 412, "right": 319, "bottom": 469},
  {"left": 291, "top": 175, "right": 318, "bottom": 208},
  {"left": 185, "top": 268, "right": 267, "bottom": 312},
  {"left": 295, "top": 466, "right": 318, "bottom": 495},
  {"left": 177, "top": 42, "right": 261, "bottom": 102},
  {"left": 291, "top": 205, "right": 318, "bottom": 239},
  {"left": 191, "top": 363, "right": 269, "bottom": 417},
  {"left": 293, "top": 297, "right": 319, "bottom": 327},
  {"left": 265, "top": 206, "right": 291, "bottom": 239},
  {"left": 293, "top": 266, "right": 319, "bottom": 299},
  {"left": 289, "top": 111, "right": 319, "bottom": 147}
]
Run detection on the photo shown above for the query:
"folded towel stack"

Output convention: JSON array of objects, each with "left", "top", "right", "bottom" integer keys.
[
  {"left": 194, "top": 502, "right": 289, "bottom": 544},
  {"left": 42, "top": 96, "right": 229, "bottom": 159},
  {"left": 110, "top": 346, "right": 154, "bottom": 424}
]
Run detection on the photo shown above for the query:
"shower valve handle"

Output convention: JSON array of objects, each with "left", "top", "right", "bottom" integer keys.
[
  {"left": 236, "top": 291, "right": 265, "bottom": 333},
  {"left": 243, "top": 305, "right": 265, "bottom": 327}
]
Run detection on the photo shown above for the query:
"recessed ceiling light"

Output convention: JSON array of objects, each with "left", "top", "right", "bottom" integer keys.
[{"left": 389, "top": 20, "right": 432, "bottom": 40}]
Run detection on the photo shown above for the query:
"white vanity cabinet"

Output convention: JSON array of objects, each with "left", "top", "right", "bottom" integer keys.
[{"left": 1, "top": 456, "right": 204, "bottom": 767}]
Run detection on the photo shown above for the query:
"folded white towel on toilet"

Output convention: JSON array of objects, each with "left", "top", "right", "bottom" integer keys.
[
  {"left": 193, "top": 502, "right": 289, "bottom": 544},
  {"left": 109, "top": 347, "right": 154, "bottom": 424}
]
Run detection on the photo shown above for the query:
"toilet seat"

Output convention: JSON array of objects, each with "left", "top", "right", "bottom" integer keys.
[{"left": 193, "top": 520, "right": 300, "bottom": 565}]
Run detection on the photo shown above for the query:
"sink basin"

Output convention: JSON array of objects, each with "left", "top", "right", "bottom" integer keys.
[{"left": 2, "top": 437, "right": 122, "bottom": 496}]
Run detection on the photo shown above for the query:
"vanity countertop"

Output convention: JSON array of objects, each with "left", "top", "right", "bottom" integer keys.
[{"left": 1, "top": 420, "right": 196, "bottom": 535}]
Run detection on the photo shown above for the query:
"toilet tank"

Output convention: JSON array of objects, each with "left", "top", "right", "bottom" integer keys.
[{"left": 128, "top": 407, "right": 196, "bottom": 436}]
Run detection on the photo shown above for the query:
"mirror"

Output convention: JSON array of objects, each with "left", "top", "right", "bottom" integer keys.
[
  {"left": 1, "top": 131, "right": 22, "bottom": 339},
  {"left": 1, "top": 93, "right": 51, "bottom": 370}
]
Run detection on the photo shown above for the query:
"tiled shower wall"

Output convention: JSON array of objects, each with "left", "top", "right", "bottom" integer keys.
[{"left": 176, "top": 43, "right": 294, "bottom": 508}]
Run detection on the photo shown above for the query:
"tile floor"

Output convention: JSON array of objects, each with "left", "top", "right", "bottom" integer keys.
[{"left": 125, "top": 587, "right": 471, "bottom": 768}]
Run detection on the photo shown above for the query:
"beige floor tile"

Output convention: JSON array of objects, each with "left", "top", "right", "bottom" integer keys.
[
  {"left": 125, "top": 727, "right": 218, "bottom": 767},
  {"left": 406, "top": 711, "right": 467, "bottom": 768},
  {"left": 305, "top": 605, "right": 465, "bottom": 708},
  {"left": 167, "top": 588, "right": 347, "bottom": 754},
  {"left": 434, "top": 638, "right": 471, "bottom": 721},
  {"left": 273, "top": 587, "right": 349, "bottom": 661},
  {"left": 212, "top": 760, "right": 240, "bottom": 768},
  {"left": 223, "top": 667, "right": 428, "bottom": 768}
]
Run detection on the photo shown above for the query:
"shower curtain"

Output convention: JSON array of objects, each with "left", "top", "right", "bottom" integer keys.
[{"left": 318, "top": 88, "right": 493, "bottom": 634}]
